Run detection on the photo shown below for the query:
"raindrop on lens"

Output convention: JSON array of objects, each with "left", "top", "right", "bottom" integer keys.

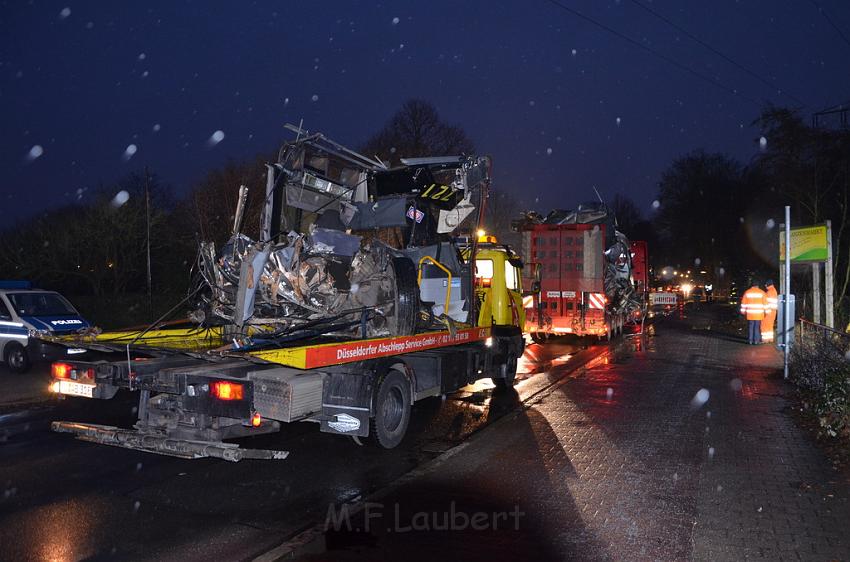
[
  {"left": 766, "top": 219, "right": 775, "bottom": 229},
  {"left": 111, "top": 190, "right": 130, "bottom": 208},
  {"left": 27, "top": 145, "right": 44, "bottom": 161},
  {"left": 392, "top": 17, "right": 400, "bottom": 25},
  {"left": 708, "top": 446, "right": 715, "bottom": 459},
  {"left": 691, "top": 388, "right": 710, "bottom": 408},
  {"left": 123, "top": 144, "right": 138, "bottom": 160},
  {"left": 59, "top": 7, "right": 71, "bottom": 19},
  {"left": 606, "top": 388, "right": 614, "bottom": 400},
  {"left": 311, "top": 94, "right": 319, "bottom": 102},
  {"left": 759, "top": 136, "right": 767, "bottom": 150},
  {"left": 208, "top": 130, "right": 225, "bottom": 146},
  {"left": 651, "top": 200, "right": 660, "bottom": 209}
]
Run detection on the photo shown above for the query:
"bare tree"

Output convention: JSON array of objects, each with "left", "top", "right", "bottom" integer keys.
[
  {"left": 179, "top": 155, "right": 271, "bottom": 248},
  {"left": 609, "top": 194, "right": 643, "bottom": 235},
  {"left": 360, "top": 99, "right": 475, "bottom": 166}
]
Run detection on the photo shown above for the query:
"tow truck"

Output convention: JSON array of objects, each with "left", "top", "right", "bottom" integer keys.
[{"left": 41, "top": 130, "right": 525, "bottom": 462}]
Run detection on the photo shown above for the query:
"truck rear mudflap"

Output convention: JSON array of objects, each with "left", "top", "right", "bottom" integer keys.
[{"left": 51, "top": 421, "right": 290, "bottom": 462}]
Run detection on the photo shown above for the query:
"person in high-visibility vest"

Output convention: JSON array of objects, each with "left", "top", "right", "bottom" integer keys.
[
  {"left": 761, "top": 280, "right": 778, "bottom": 343},
  {"left": 740, "top": 282, "right": 767, "bottom": 344}
]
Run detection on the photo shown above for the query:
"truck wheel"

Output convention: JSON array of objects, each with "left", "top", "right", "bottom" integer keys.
[
  {"left": 370, "top": 368, "right": 411, "bottom": 449},
  {"left": 5, "top": 343, "right": 31, "bottom": 374},
  {"left": 389, "top": 257, "right": 418, "bottom": 336},
  {"left": 492, "top": 353, "right": 518, "bottom": 389}
]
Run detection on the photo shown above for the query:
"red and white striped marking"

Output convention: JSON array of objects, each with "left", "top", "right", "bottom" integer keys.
[{"left": 586, "top": 292, "right": 606, "bottom": 309}]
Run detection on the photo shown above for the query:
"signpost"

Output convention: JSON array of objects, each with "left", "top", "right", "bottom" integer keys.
[{"left": 783, "top": 207, "right": 791, "bottom": 379}]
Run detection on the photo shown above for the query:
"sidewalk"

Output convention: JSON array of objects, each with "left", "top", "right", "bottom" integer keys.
[{"left": 283, "top": 310, "right": 850, "bottom": 561}]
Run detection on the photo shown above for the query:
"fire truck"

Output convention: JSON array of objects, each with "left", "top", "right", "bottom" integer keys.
[{"left": 516, "top": 204, "right": 647, "bottom": 343}]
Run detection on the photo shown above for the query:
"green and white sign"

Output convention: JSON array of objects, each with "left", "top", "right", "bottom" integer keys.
[{"left": 779, "top": 225, "right": 828, "bottom": 263}]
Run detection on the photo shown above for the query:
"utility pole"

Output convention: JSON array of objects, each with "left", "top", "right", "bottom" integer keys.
[{"left": 145, "top": 167, "right": 152, "bottom": 318}]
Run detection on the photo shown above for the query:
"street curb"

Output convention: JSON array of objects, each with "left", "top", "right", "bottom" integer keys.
[{"left": 252, "top": 343, "right": 613, "bottom": 561}]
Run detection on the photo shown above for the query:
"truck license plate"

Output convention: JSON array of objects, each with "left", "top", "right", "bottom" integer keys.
[{"left": 58, "top": 380, "right": 94, "bottom": 398}]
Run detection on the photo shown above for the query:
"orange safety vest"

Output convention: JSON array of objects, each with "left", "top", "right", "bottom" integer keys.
[
  {"left": 761, "top": 285, "right": 778, "bottom": 341},
  {"left": 764, "top": 285, "right": 778, "bottom": 317},
  {"left": 740, "top": 286, "right": 766, "bottom": 321}
]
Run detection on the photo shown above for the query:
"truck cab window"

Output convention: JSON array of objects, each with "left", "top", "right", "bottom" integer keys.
[
  {"left": 504, "top": 261, "right": 519, "bottom": 291},
  {"left": 475, "top": 259, "right": 494, "bottom": 280}
]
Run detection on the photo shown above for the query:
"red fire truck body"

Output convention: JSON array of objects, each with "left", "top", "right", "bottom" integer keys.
[{"left": 520, "top": 223, "right": 647, "bottom": 341}]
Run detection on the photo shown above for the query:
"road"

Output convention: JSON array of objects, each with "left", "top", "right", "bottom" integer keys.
[
  {"left": 0, "top": 335, "right": 603, "bottom": 561},
  {"left": 0, "top": 361, "right": 52, "bottom": 410}
]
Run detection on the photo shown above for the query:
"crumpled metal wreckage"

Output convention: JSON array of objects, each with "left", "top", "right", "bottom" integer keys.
[
  {"left": 190, "top": 126, "right": 491, "bottom": 344},
  {"left": 194, "top": 228, "right": 411, "bottom": 340}
]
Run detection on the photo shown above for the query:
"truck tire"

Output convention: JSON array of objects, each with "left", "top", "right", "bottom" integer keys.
[
  {"left": 390, "top": 257, "right": 418, "bottom": 336},
  {"left": 5, "top": 343, "right": 31, "bottom": 374},
  {"left": 370, "top": 368, "right": 411, "bottom": 449},
  {"left": 492, "top": 352, "right": 518, "bottom": 389}
]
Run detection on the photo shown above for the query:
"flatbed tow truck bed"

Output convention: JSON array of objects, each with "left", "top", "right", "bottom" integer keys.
[{"left": 43, "top": 323, "right": 514, "bottom": 461}]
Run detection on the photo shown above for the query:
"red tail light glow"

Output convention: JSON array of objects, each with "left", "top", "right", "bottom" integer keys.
[
  {"left": 52, "top": 362, "right": 72, "bottom": 379},
  {"left": 211, "top": 381, "right": 244, "bottom": 401},
  {"left": 251, "top": 412, "right": 262, "bottom": 427}
]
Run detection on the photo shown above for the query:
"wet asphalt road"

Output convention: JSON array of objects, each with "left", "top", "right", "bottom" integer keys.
[{"left": 0, "top": 335, "right": 612, "bottom": 561}]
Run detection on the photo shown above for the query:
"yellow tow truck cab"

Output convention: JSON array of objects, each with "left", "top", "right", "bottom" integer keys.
[{"left": 469, "top": 235, "right": 526, "bottom": 330}]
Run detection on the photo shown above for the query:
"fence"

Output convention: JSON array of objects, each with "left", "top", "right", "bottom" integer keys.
[{"left": 798, "top": 319, "right": 850, "bottom": 352}]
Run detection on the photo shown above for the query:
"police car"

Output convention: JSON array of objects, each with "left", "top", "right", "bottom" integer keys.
[{"left": 0, "top": 281, "right": 91, "bottom": 373}]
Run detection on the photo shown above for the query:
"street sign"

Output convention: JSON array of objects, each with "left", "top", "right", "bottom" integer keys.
[
  {"left": 776, "top": 294, "right": 795, "bottom": 351},
  {"left": 779, "top": 225, "right": 828, "bottom": 263}
]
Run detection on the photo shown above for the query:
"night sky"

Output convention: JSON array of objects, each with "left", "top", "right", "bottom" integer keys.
[{"left": 3, "top": 0, "right": 850, "bottom": 225}]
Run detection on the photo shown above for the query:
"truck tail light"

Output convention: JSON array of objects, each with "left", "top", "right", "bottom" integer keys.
[
  {"left": 52, "top": 362, "right": 72, "bottom": 379},
  {"left": 251, "top": 412, "right": 262, "bottom": 427},
  {"left": 211, "top": 381, "right": 244, "bottom": 401}
]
